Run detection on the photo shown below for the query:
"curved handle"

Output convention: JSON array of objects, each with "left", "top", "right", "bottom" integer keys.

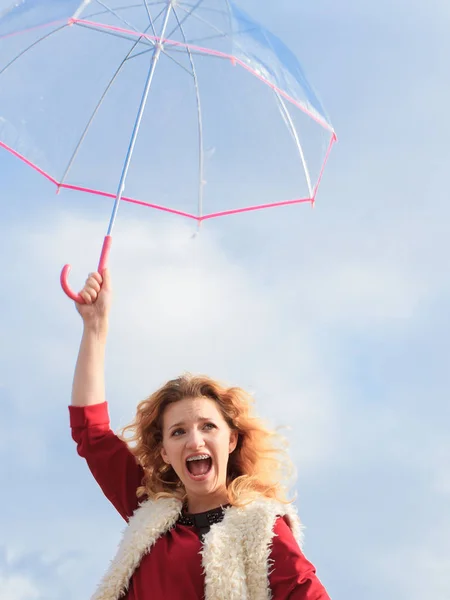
[
  {"left": 60, "top": 235, "right": 112, "bottom": 304},
  {"left": 60, "top": 264, "right": 84, "bottom": 303}
]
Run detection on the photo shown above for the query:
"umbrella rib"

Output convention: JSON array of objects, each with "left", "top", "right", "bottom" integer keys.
[
  {"left": 177, "top": 3, "right": 261, "bottom": 57},
  {"left": 173, "top": 31, "right": 228, "bottom": 45},
  {"left": 175, "top": 5, "right": 232, "bottom": 47},
  {"left": 85, "top": 2, "right": 165, "bottom": 20},
  {"left": 275, "top": 91, "right": 313, "bottom": 198},
  {"left": 93, "top": 0, "right": 141, "bottom": 35},
  {"left": 58, "top": 23, "right": 154, "bottom": 189},
  {"left": 162, "top": 46, "right": 224, "bottom": 58},
  {"left": 173, "top": 6, "right": 205, "bottom": 222},
  {"left": 165, "top": 0, "right": 205, "bottom": 41},
  {"left": 141, "top": 2, "right": 167, "bottom": 35},
  {"left": 178, "top": 2, "right": 228, "bottom": 17},
  {"left": 128, "top": 45, "right": 194, "bottom": 77},
  {"left": 0, "top": 24, "right": 67, "bottom": 77},
  {"left": 142, "top": 0, "right": 157, "bottom": 36},
  {"left": 77, "top": 2, "right": 168, "bottom": 47},
  {"left": 74, "top": 20, "right": 155, "bottom": 48},
  {"left": 165, "top": 25, "right": 259, "bottom": 48},
  {"left": 119, "top": 5, "right": 191, "bottom": 73},
  {"left": 109, "top": 7, "right": 171, "bottom": 57}
]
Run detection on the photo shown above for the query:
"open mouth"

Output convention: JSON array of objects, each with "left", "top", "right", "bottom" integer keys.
[{"left": 186, "top": 456, "right": 213, "bottom": 480}]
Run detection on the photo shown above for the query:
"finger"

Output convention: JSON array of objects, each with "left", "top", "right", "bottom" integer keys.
[
  {"left": 85, "top": 276, "right": 101, "bottom": 294},
  {"left": 87, "top": 271, "right": 102, "bottom": 285},
  {"left": 84, "top": 285, "right": 99, "bottom": 302},
  {"left": 80, "top": 289, "right": 93, "bottom": 305}
]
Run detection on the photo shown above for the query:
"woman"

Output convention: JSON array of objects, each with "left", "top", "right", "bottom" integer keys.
[{"left": 70, "top": 270, "right": 331, "bottom": 600}]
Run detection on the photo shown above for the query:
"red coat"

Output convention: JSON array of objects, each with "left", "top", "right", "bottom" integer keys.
[{"left": 70, "top": 402, "right": 330, "bottom": 600}]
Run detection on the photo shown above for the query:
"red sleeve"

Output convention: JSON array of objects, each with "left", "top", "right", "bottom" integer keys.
[
  {"left": 269, "top": 517, "right": 331, "bottom": 600},
  {"left": 69, "top": 402, "right": 144, "bottom": 521}
]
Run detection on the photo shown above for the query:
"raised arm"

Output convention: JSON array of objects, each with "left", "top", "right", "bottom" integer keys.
[
  {"left": 71, "top": 270, "right": 111, "bottom": 407},
  {"left": 69, "top": 270, "right": 143, "bottom": 519}
]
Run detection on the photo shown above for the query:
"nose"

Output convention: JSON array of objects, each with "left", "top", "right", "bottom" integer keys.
[{"left": 186, "top": 428, "right": 206, "bottom": 450}]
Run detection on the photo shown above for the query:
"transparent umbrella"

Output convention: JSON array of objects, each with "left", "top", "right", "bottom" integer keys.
[{"left": 0, "top": 0, "right": 336, "bottom": 301}]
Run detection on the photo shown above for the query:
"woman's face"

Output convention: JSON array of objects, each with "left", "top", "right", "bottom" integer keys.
[{"left": 160, "top": 396, "right": 238, "bottom": 512}]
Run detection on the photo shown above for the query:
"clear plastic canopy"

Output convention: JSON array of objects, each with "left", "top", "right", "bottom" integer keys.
[{"left": 0, "top": 0, "right": 336, "bottom": 221}]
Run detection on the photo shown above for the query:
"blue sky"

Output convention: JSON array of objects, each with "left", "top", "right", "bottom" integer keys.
[{"left": 1, "top": 1, "right": 450, "bottom": 599}]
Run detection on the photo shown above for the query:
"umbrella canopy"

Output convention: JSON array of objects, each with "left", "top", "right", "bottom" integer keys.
[{"left": 0, "top": 0, "right": 336, "bottom": 299}]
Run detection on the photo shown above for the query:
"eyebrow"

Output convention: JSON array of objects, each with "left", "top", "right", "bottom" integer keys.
[{"left": 169, "top": 417, "right": 215, "bottom": 430}]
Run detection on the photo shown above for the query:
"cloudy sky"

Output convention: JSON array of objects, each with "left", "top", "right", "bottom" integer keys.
[{"left": 1, "top": 0, "right": 449, "bottom": 599}]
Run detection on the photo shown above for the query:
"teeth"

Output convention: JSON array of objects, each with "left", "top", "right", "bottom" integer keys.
[{"left": 186, "top": 454, "right": 210, "bottom": 462}]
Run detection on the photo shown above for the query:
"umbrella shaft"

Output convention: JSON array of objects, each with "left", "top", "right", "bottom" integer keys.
[{"left": 107, "top": 1, "right": 174, "bottom": 236}]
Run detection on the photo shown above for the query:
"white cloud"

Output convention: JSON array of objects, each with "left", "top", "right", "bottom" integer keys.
[
  {"left": 0, "top": 212, "right": 341, "bottom": 462},
  {"left": 0, "top": 574, "right": 40, "bottom": 600}
]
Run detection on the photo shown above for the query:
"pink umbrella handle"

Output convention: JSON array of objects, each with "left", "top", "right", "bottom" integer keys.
[{"left": 60, "top": 235, "right": 113, "bottom": 304}]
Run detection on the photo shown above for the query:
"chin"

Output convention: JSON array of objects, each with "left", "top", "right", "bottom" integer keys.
[{"left": 184, "top": 477, "right": 221, "bottom": 498}]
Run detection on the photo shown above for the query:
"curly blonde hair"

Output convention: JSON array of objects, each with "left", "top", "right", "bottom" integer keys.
[{"left": 119, "top": 373, "right": 295, "bottom": 507}]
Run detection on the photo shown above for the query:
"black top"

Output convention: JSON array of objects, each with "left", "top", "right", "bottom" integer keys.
[{"left": 177, "top": 504, "right": 229, "bottom": 540}]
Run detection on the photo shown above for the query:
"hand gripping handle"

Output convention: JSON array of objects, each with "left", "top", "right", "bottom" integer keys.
[{"left": 60, "top": 235, "right": 112, "bottom": 303}]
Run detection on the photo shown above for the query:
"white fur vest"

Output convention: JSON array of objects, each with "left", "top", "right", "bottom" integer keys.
[{"left": 91, "top": 496, "right": 304, "bottom": 600}]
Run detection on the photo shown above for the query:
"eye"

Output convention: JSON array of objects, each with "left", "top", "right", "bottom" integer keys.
[
  {"left": 171, "top": 428, "right": 185, "bottom": 437},
  {"left": 203, "top": 422, "right": 216, "bottom": 431}
]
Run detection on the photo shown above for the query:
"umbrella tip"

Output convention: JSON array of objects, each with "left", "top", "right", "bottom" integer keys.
[{"left": 191, "top": 220, "right": 202, "bottom": 239}]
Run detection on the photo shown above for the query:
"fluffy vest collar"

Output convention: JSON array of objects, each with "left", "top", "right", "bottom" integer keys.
[{"left": 91, "top": 496, "right": 303, "bottom": 600}]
